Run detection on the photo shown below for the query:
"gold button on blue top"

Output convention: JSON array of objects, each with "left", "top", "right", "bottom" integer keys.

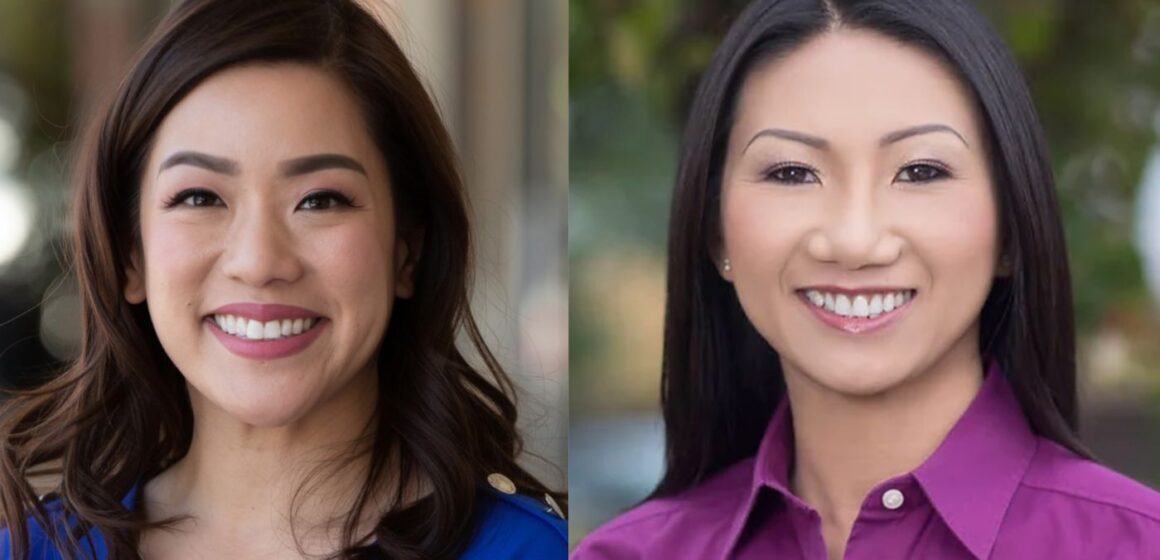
[
  {"left": 487, "top": 472, "right": 517, "bottom": 495},
  {"left": 544, "top": 493, "right": 565, "bottom": 519}
]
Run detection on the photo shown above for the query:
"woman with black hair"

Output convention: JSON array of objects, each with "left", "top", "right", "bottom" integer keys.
[
  {"left": 574, "top": 0, "right": 1160, "bottom": 558},
  {"left": 0, "top": 0, "right": 565, "bottom": 558}
]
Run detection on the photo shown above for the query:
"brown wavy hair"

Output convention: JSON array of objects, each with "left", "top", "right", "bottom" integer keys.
[{"left": 0, "top": 0, "right": 562, "bottom": 558}]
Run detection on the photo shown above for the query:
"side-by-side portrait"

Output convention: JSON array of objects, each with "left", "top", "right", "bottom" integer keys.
[{"left": 1, "top": 0, "right": 1158, "bottom": 558}]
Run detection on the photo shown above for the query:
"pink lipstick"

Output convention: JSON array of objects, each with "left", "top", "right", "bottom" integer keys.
[
  {"left": 797, "top": 290, "right": 915, "bottom": 335},
  {"left": 205, "top": 303, "right": 327, "bottom": 360}
]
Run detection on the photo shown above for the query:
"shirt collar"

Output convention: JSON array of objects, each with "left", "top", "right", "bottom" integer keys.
[
  {"left": 722, "top": 359, "right": 1038, "bottom": 559},
  {"left": 721, "top": 390, "right": 795, "bottom": 556},
  {"left": 911, "top": 359, "right": 1038, "bottom": 559}
]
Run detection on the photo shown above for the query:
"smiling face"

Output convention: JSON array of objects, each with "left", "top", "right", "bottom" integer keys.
[
  {"left": 718, "top": 30, "right": 1003, "bottom": 397},
  {"left": 125, "top": 63, "right": 415, "bottom": 428}
]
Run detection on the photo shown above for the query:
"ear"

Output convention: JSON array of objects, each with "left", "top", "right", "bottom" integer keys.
[
  {"left": 720, "top": 258, "right": 734, "bottom": 282},
  {"left": 706, "top": 230, "right": 733, "bottom": 282},
  {"left": 393, "top": 228, "right": 424, "bottom": 299},
  {"left": 124, "top": 246, "right": 146, "bottom": 304}
]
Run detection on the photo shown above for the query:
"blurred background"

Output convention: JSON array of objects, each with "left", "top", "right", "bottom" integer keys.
[
  {"left": 0, "top": 0, "right": 567, "bottom": 490},
  {"left": 570, "top": 0, "right": 1160, "bottom": 546}
]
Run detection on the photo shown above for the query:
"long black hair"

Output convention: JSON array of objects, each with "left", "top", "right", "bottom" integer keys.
[
  {"left": 653, "top": 0, "right": 1092, "bottom": 498},
  {"left": 0, "top": 0, "right": 561, "bottom": 558}
]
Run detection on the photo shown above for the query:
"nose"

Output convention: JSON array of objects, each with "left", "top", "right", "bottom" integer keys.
[
  {"left": 220, "top": 204, "right": 304, "bottom": 287},
  {"left": 807, "top": 186, "right": 903, "bottom": 270}
]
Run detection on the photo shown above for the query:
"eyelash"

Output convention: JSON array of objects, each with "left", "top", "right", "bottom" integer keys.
[
  {"left": 760, "top": 160, "right": 953, "bottom": 185},
  {"left": 163, "top": 188, "right": 221, "bottom": 209},
  {"left": 163, "top": 188, "right": 358, "bottom": 210}
]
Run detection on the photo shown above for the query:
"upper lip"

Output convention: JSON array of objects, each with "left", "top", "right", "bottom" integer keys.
[
  {"left": 797, "top": 285, "right": 917, "bottom": 296},
  {"left": 207, "top": 303, "right": 324, "bottom": 322}
]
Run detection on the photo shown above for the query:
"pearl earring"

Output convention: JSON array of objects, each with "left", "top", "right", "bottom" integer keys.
[{"left": 723, "top": 258, "right": 732, "bottom": 272}]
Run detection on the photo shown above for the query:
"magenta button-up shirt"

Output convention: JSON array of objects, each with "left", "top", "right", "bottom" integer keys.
[{"left": 574, "top": 363, "right": 1160, "bottom": 559}]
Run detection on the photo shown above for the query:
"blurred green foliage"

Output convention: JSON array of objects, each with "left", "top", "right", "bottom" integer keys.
[
  {"left": 0, "top": 0, "right": 71, "bottom": 168},
  {"left": 0, "top": 0, "right": 170, "bottom": 169}
]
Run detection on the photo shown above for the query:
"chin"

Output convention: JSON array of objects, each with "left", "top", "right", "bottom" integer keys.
[
  {"left": 794, "top": 356, "right": 914, "bottom": 398},
  {"left": 206, "top": 387, "right": 316, "bottom": 428},
  {"left": 223, "top": 402, "right": 311, "bottom": 428},
  {"left": 816, "top": 374, "right": 903, "bottom": 398}
]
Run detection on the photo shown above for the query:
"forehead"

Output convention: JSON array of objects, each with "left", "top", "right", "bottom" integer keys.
[
  {"left": 733, "top": 29, "right": 983, "bottom": 146},
  {"left": 148, "top": 62, "right": 380, "bottom": 170}
]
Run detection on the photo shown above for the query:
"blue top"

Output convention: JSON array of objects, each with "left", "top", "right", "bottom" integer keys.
[{"left": 1, "top": 484, "right": 566, "bottom": 559}]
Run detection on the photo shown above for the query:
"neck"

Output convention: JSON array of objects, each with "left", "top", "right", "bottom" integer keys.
[
  {"left": 142, "top": 367, "right": 386, "bottom": 554},
  {"left": 784, "top": 345, "right": 985, "bottom": 558}
]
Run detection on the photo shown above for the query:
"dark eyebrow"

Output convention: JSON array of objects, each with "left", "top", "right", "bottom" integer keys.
[
  {"left": 879, "top": 123, "right": 969, "bottom": 148},
  {"left": 158, "top": 151, "right": 240, "bottom": 176},
  {"left": 742, "top": 123, "right": 970, "bottom": 155},
  {"left": 157, "top": 152, "right": 368, "bottom": 178},
  {"left": 744, "top": 128, "right": 829, "bottom": 153},
  {"left": 279, "top": 153, "right": 368, "bottom": 177}
]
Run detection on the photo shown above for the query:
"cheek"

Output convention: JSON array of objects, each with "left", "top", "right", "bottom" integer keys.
[
  {"left": 142, "top": 221, "right": 220, "bottom": 303},
  {"left": 720, "top": 188, "right": 816, "bottom": 343},
  {"left": 721, "top": 188, "right": 815, "bottom": 276},
  {"left": 316, "top": 224, "right": 392, "bottom": 285},
  {"left": 307, "top": 222, "right": 395, "bottom": 321},
  {"left": 904, "top": 188, "right": 999, "bottom": 272}
]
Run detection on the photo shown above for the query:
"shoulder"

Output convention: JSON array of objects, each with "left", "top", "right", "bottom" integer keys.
[
  {"left": 460, "top": 488, "right": 567, "bottom": 560},
  {"left": 998, "top": 438, "right": 1160, "bottom": 555},
  {"left": 1021, "top": 439, "right": 1160, "bottom": 521},
  {"left": 0, "top": 496, "right": 106, "bottom": 560},
  {"left": 572, "top": 459, "right": 754, "bottom": 559}
]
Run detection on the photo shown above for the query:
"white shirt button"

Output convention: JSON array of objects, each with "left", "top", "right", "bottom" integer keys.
[{"left": 882, "top": 488, "right": 905, "bottom": 510}]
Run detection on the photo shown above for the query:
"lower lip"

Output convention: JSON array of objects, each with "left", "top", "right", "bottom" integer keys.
[
  {"left": 206, "top": 318, "right": 327, "bottom": 360},
  {"left": 798, "top": 292, "right": 915, "bottom": 335}
]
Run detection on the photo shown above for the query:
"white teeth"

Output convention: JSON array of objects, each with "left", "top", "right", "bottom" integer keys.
[
  {"left": 851, "top": 295, "right": 869, "bottom": 318},
  {"left": 803, "top": 289, "right": 915, "bottom": 319},
  {"left": 210, "top": 314, "right": 321, "bottom": 340},
  {"left": 834, "top": 294, "right": 851, "bottom": 315}
]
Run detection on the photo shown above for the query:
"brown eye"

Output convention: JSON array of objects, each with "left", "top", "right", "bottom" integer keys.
[
  {"left": 895, "top": 163, "right": 949, "bottom": 183},
  {"left": 167, "top": 188, "right": 223, "bottom": 208},
  {"left": 296, "top": 190, "right": 355, "bottom": 211},
  {"left": 186, "top": 193, "right": 217, "bottom": 206},
  {"left": 764, "top": 165, "right": 819, "bottom": 184}
]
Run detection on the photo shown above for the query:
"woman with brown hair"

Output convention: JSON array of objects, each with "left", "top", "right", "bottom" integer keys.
[{"left": 0, "top": 0, "right": 565, "bottom": 558}]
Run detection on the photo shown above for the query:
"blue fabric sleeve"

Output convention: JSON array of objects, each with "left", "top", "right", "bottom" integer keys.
[
  {"left": 0, "top": 499, "right": 109, "bottom": 560},
  {"left": 5, "top": 486, "right": 564, "bottom": 559},
  {"left": 461, "top": 490, "right": 568, "bottom": 559}
]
